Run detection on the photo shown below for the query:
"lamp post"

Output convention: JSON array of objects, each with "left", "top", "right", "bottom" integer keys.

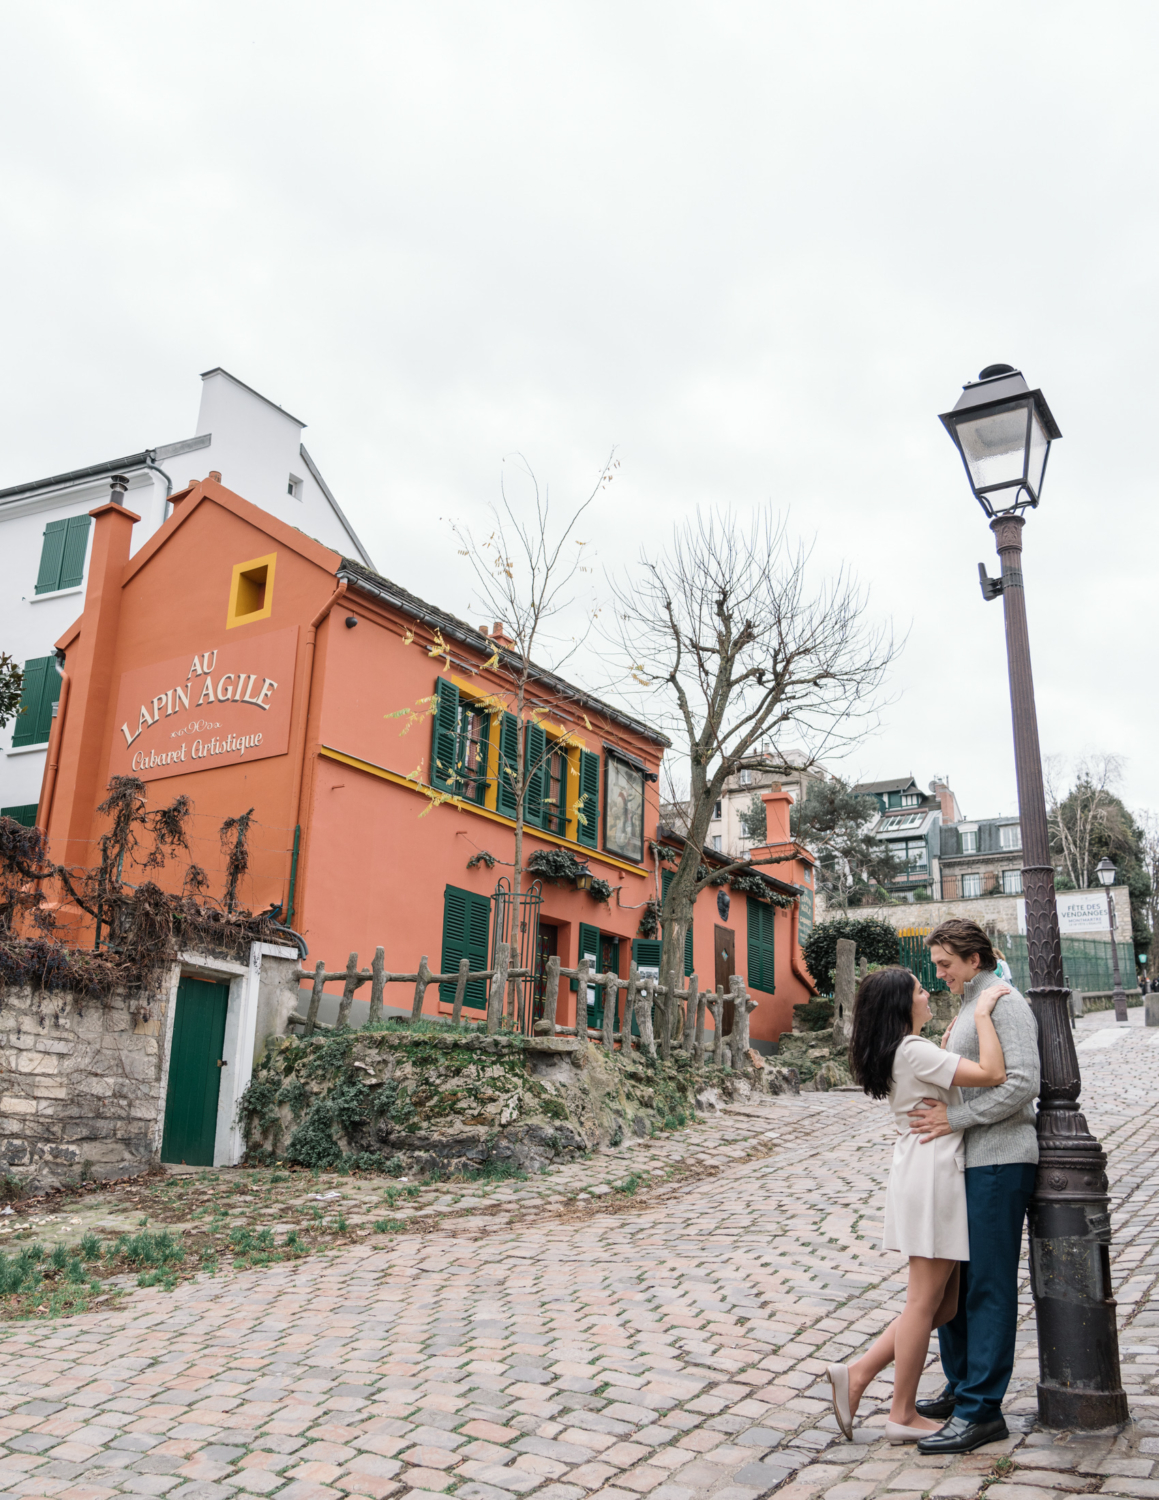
[
  {"left": 1096, "top": 857, "right": 1129, "bottom": 1024},
  {"left": 939, "top": 366, "right": 1127, "bottom": 1429}
]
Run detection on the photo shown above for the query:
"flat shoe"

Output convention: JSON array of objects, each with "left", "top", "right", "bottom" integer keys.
[
  {"left": 886, "top": 1420, "right": 942, "bottom": 1444},
  {"left": 827, "top": 1363, "right": 853, "bottom": 1440}
]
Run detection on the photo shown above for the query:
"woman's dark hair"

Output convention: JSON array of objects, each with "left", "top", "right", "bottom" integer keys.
[{"left": 848, "top": 965, "right": 919, "bottom": 1100}]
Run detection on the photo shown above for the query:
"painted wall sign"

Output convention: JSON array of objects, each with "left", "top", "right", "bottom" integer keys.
[
  {"left": 109, "top": 627, "right": 299, "bottom": 782},
  {"left": 1015, "top": 889, "right": 1118, "bottom": 936}
]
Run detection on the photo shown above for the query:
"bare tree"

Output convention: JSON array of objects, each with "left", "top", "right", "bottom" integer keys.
[
  {"left": 1046, "top": 752, "right": 1126, "bottom": 890},
  {"left": 444, "top": 453, "right": 618, "bottom": 925},
  {"left": 1138, "top": 811, "right": 1159, "bottom": 961},
  {"left": 609, "top": 509, "right": 895, "bottom": 983}
]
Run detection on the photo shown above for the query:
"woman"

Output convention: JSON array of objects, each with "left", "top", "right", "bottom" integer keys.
[{"left": 826, "top": 966, "right": 1009, "bottom": 1443}]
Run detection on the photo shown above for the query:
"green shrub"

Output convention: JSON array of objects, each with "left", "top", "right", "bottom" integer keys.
[{"left": 802, "top": 918, "right": 899, "bottom": 993}]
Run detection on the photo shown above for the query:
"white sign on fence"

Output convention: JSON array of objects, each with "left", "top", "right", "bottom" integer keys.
[{"left": 1016, "top": 891, "right": 1114, "bottom": 936}]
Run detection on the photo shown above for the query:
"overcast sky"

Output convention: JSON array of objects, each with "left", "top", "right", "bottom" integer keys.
[{"left": 1, "top": 2, "right": 1154, "bottom": 824}]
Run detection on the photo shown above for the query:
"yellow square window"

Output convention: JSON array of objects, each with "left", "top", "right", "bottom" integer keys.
[{"left": 227, "top": 552, "right": 276, "bottom": 628}]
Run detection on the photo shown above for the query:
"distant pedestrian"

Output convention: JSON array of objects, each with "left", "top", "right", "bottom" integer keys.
[{"left": 993, "top": 947, "right": 1013, "bottom": 984}]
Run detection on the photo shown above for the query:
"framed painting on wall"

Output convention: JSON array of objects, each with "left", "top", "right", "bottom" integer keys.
[{"left": 604, "top": 754, "right": 645, "bottom": 863}]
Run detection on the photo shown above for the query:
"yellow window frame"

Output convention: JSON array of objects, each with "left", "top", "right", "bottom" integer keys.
[{"left": 226, "top": 552, "right": 277, "bottom": 628}]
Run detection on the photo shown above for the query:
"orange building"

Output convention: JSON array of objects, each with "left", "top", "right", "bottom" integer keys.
[{"left": 35, "top": 474, "right": 816, "bottom": 1048}]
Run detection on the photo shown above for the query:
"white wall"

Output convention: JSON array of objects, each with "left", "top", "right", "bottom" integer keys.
[{"left": 0, "top": 369, "right": 371, "bottom": 812}]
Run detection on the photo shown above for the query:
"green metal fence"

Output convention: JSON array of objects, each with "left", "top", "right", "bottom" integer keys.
[
  {"left": 897, "top": 931, "right": 1134, "bottom": 997},
  {"left": 997, "top": 933, "right": 1135, "bottom": 996}
]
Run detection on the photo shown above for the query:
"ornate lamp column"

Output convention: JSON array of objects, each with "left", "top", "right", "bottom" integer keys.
[
  {"left": 940, "top": 366, "right": 1127, "bottom": 1430},
  {"left": 1096, "top": 857, "right": 1129, "bottom": 1024}
]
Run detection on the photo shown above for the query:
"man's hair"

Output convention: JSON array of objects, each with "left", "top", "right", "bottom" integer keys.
[{"left": 927, "top": 918, "right": 997, "bottom": 972}]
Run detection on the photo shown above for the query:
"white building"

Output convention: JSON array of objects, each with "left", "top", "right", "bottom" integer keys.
[{"left": 0, "top": 368, "right": 373, "bottom": 820}]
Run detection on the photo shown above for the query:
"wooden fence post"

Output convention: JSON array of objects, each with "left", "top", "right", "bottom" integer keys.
[
  {"left": 542, "top": 954, "right": 561, "bottom": 1034},
  {"left": 411, "top": 956, "right": 433, "bottom": 1023},
  {"left": 336, "top": 953, "right": 362, "bottom": 1029},
  {"left": 682, "top": 974, "right": 698, "bottom": 1054},
  {"left": 709, "top": 986, "right": 725, "bottom": 1066},
  {"left": 366, "top": 947, "right": 386, "bottom": 1028},
  {"left": 622, "top": 962, "right": 639, "bottom": 1049},
  {"left": 638, "top": 975, "right": 657, "bottom": 1059},
  {"left": 304, "top": 959, "right": 327, "bottom": 1036},
  {"left": 575, "top": 958, "right": 590, "bottom": 1039},
  {"left": 487, "top": 943, "right": 509, "bottom": 1035},
  {"left": 602, "top": 972, "right": 618, "bottom": 1050},
  {"left": 450, "top": 958, "right": 470, "bottom": 1025},
  {"left": 694, "top": 982, "right": 707, "bottom": 1062},
  {"left": 729, "top": 973, "right": 755, "bottom": 1059}
]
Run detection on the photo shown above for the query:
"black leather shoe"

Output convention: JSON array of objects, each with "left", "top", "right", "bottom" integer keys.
[
  {"left": 915, "top": 1387, "right": 956, "bottom": 1420},
  {"left": 917, "top": 1415, "right": 1009, "bottom": 1454}
]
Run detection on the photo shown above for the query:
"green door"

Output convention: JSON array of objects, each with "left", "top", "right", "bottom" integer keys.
[{"left": 161, "top": 976, "right": 230, "bottom": 1166}]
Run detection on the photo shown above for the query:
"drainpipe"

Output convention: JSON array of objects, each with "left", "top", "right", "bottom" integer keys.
[
  {"left": 285, "top": 580, "right": 348, "bottom": 918},
  {"left": 789, "top": 893, "right": 817, "bottom": 995},
  {"left": 35, "top": 651, "right": 70, "bottom": 837}
]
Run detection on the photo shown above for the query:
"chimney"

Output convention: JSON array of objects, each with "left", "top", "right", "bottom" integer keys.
[
  {"left": 930, "top": 779, "right": 959, "bottom": 823},
  {"left": 757, "top": 783, "right": 793, "bottom": 847},
  {"left": 46, "top": 492, "right": 142, "bottom": 867}
]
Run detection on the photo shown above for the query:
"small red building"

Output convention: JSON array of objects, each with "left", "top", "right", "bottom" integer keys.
[{"left": 35, "top": 474, "right": 816, "bottom": 1062}]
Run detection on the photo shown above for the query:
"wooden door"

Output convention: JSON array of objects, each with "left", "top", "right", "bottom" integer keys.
[
  {"left": 533, "top": 924, "right": 558, "bottom": 1022},
  {"left": 161, "top": 976, "right": 230, "bottom": 1166},
  {"left": 715, "top": 925, "right": 736, "bottom": 1034}
]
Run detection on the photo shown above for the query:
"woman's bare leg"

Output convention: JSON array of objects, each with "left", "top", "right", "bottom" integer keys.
[{"left": 846, "top": 1258, "right": 957, "bottom": 1422}]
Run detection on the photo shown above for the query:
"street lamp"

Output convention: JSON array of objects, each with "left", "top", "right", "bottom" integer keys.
[
  {"left": 939, "top": 366, "right": 1127, "bottom": 1430},
  {"left": 1096, "top": 857, "right": 1129, "bottom": 1024}
]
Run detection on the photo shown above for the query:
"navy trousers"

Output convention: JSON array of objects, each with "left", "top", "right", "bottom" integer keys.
[{"left": 937, "top": 1162, "right": 1037, "bottom": 1423}]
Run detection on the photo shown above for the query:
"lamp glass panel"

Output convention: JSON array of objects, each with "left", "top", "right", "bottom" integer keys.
[
  {"left": 1097, "top": 862, "right": 1116, "bottom": 886},
  {"left": 1026, "top": 410, "right": 1049, "bottom": 497},
  {"left": 955, "top": 402, "right": 1029, "bottom": 492}
]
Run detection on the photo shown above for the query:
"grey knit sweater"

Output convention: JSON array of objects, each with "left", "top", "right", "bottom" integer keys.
[{"left": 943, "top": 968, "right": 1040, "bottom": 1167}]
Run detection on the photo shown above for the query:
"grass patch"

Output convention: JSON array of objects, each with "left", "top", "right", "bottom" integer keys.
[{"left": 373, "top": 1218, "right": 406, "bottom": 1233}]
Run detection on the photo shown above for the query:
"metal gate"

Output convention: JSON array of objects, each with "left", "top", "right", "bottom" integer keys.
[
  {"left": 491, "top": 878, "right": 542, "bottom": 1034},
  {"left": 897, "top": 933, "right": 949, "bottom": 992}
]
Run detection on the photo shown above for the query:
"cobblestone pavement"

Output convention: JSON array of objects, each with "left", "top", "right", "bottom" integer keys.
[{"left": 3, "top": 1007, "right": 1159, "bottom": 1500}]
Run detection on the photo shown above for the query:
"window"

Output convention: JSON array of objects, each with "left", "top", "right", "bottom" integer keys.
[
  {"left": 439, "top": 885, "right": 491, "bottom": 1008},
  {"left": 901, "top": 792, "right": 920, "bottom": 807},
  {"left": 960, "top": 829, "right": 978, "bottom": 853},
  {"left": 287, "top": 474, "right": 303, "bottom": 499},
  {"left": 543, "top": 742, "right": 568, "bottom": 835},
  {"left": 456, "top": 703, "right": 491, "bottom": 807},
  {"left": 747, "top": 897, "right": 776, "bottom": 992},
  {"left": 738, "top": 769, "right": 751, "bottom": 786},
  {"left": 1002, "top": 869, "right": 1023, "bottom": 895},
  {"left": 898, "top": 839, "right": 928, "bottom": 875},
  {"left": 961, "top": 873, "right": 982, "bottom": 898},
  {"left": 1000, "top": 823, "right": 1021, "bottom": 850},
  {"left": 713, "top": 801, "right": 722, "bottom": 820},
  {"left": 1, "top": 804, "right": 38, "bottom": 828},
  {"left": 712, "top": 834, "right": 722, "bottom": 852},
  {"left": 226, "top": 552, "right": 276, "bottom": 628},
  {"left": 35, "top": 515, "right": 91, "bottom": 595},
  {"left": 11, "top": 656, "right": 61, "bottom": 747},
  {"left": 882, "top": 812, "right": 923, "bottom": 830}
]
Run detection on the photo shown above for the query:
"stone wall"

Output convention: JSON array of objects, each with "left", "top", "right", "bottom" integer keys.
[
  {"left": 0, "top": 941, "right": 301, "bottom": 1192},
  {"left": 0, "top": 981, "right": 166, "bottom": 1191},
  {"left": 816, "top": 887, "right": 1132, "bottom": 939}
]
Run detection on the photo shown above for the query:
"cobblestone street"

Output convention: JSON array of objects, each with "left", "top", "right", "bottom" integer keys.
[{"left": 3, "top": 1007, "right": 1158, "bottom": 1500}]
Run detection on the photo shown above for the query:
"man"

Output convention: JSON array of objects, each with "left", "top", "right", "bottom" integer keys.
[{"left": 907, "top": 918, "right": 1040, "bottom": 1454}]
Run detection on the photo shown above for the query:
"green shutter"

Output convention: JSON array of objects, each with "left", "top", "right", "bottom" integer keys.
[
  {"left": 34, "top": 520, "right": 68, "bottom": 595},
  {"left": 578, "top": 922, "right": 601, "bottom": 1024},
  {"left": 747, "top": 896, "right": 776, "bottom": 993},
  {"left": 11, "top": 656, "right": 58, "bottom": 747},
  {"left": 577, "top": 749, "right": 600, "bottom": 848},
  {"left": 497, "top": 711, "right": 520, "bottom": 817},
  {"left": 430, "top": 676, "right": 460, "bottom": 791},
  {"left": 662, "top": 870, "right": 695, "bottom": 976},
  {"left": 1, "top": 804, "right": 39, "bottom": 828},
  {"left": 58, "top": 515, "right": 92, "bottom": 590},
  {"left": 632, "top": 938, "right": 663, "bottom": 971},
  {"left": 439, "top": 884, "right": 491, "bottom": 1008},
  {"left": 524, "top": 722, "right": 547, "bottom": 828}
]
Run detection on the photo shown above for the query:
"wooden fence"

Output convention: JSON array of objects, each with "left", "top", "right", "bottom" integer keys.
[{"left": 290, "top": 944, "right": 759, "bottom": 1065}]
